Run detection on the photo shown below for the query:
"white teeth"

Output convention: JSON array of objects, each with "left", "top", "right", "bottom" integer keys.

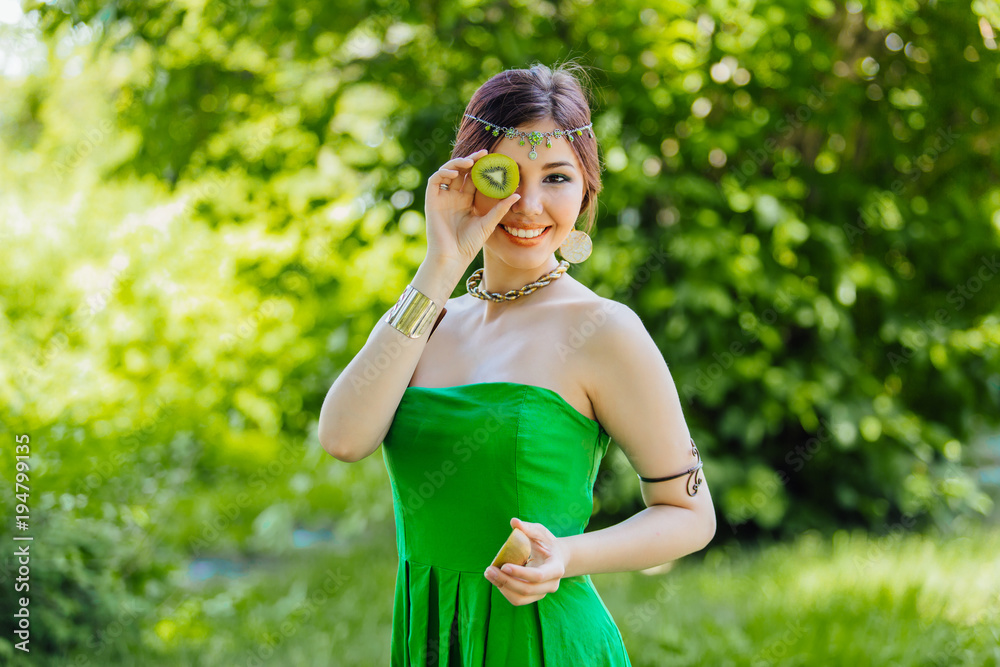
[{"left": 502, "top": 225, "right": 547, "bottom": 239}]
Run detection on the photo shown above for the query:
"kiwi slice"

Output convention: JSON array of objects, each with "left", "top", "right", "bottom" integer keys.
[{"left": 470, "top": 153, "right": 520, "bottom": 199}]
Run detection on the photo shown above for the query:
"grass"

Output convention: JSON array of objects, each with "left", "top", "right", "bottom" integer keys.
[
  {"left": 602, "top": 522, "right": 1000, "bottom": 666},
  {"left": 36, "top": 521, "right": 1000, "bottom": 666}
]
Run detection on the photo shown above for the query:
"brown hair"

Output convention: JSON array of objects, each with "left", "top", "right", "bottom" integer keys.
[{"left": 451, "top": 62, "right": 602, "bottom": 235}]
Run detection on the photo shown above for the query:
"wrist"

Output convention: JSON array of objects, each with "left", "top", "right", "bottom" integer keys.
[
  {"left": 423, "top": 254, "right": 469, "bottom": 280},
  {"left": 413, "top": 258, "right": 465, "bottom": 306},
  {"left": 555, "top": 535, "right": 577, "bottom": 578}
]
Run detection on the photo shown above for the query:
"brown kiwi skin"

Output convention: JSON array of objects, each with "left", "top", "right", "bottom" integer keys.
[
  {"left": 491, "top": 527, "right": 531, "bottom": 568},
  {"left": 471, "top": 153, "right": 520, "bottom": 199}
]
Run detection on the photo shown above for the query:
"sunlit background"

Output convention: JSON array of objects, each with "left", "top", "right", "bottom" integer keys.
[{"left": 1, "top": 0, "right": 999, "bottom": 664}]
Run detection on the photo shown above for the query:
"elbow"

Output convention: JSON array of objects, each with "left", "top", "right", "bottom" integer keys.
[
  {"left": 698, "top": 508, "right": 717, "bottom": 549},
  {"left": 318, "top": 418, "right": 380, "bottom": 462},
  {"left": 318, "top": 419, "right": 355, "bottom": 462},
  {"left": 320, "top": 436, "right": 362, "bottom": 463},
  {"left": 322, "top": 437, "right": 381, "bottom": 463},
  {"left": 703, "top": 512, "right": 718, "bottom": 547}
]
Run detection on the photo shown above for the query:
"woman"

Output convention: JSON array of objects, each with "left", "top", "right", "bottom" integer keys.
[{"left": 319, "top": 63, "right": 717, "bottom": 666}]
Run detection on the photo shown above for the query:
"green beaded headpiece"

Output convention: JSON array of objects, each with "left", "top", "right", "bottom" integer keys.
[{"left": 463, "top": 113, "right": 595, "bottom": 161}]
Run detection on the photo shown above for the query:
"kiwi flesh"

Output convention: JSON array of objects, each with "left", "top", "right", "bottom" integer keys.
[{"left": 470, "top": 153, "right": 520, "bottom": 199}]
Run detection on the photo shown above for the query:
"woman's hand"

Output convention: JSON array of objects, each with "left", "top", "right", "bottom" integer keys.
[
  {"left": 424, "top": 148, "right": 521, "bottom": 269},
  {"left": 484, "top": 517, "right": 569, "bottom": 606}
]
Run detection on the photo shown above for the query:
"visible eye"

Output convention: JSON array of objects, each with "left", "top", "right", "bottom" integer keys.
[{"left": 545, "top": 174, "right": 571, "bottom": 184}]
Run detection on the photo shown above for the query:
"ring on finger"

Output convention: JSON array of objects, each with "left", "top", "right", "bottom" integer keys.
[{"left": 439, "top": 183, "right": 449, "bottom": 190}]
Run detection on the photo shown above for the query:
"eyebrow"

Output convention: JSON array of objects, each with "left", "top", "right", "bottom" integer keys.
[{"left": 514, "top": 160, "right": 577, "bottom": 171}]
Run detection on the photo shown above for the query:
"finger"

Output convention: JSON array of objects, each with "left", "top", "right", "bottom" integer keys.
[
  {"left": 428, "top": 169, "right": 460, "bottom": 195},
  {"left": 440, "top": 157, "right": 473, "bottom": 171},
  {"left": 488, "top": 568, "right": 532, "bottom": 596},
  {"left": 441, "top": 149, "right": 487, "bottom": 171},
  {"left": 483, "top": 193, "right": 520, "bottom": 225},
  {"left": 512, "top": 518, "right": 553, "bottom": 541},
  {"left": 499, "top": 563, "right": 545, "bottom": 582},
  {"left": 431, "top": 167, "right": 459, "bottom": 180},
  {"left": 457, "top": 148, "right": 487, "bottom": 161},
  {"left": 512, "top": 517, "right": 538, "bottom": 532}
]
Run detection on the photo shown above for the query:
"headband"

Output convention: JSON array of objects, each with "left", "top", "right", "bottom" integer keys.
[{"left": 463, "top": 113, "right": 595, "bottom": 160}]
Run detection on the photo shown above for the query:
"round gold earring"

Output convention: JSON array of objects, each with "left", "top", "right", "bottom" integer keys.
[{"left": 558, "top": 229, "right": 592, "bottom": 263}]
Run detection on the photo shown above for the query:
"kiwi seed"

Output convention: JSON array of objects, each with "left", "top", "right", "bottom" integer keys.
[{"left": 470, "top": 153, "right": 520, "bottom": 199}]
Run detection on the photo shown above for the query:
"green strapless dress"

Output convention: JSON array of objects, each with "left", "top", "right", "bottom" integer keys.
[{"left": 381, "top": 381, "right": 632, "bottom": 666}]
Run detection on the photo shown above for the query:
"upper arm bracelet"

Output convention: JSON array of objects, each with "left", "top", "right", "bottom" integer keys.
[{"left": 636, "top": 437, "right": 704, "bottom": 496}]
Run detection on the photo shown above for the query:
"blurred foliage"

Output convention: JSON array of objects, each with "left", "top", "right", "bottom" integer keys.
[
  {"left": 2, "top": 0, "right": 1000, "bottom": 660},
  {"left": 0, "top": 510, "right": 154, "bottom": 664}
]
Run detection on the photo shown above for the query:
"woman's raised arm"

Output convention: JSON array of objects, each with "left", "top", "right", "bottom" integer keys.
[
  {"left": 318, "top": 258, "right": 463, "bottom": 462},
  {"left": 318, "top": 149, "right": 521, "bottom": 462}
]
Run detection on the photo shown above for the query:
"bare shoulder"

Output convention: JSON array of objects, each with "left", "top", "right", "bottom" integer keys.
[
  {"left": 573, "top": 297, "right": 670, "bottom": 424},
  {"left": 574, "top": 297, "right": 647, "bottom": 358},
  {"left": 562, "top": 294, "right": 648, "bottom": 390}
]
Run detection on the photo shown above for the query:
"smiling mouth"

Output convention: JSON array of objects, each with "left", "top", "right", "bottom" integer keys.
[{"left": 500, "top": 225, "right": 551, "bottom": 240}]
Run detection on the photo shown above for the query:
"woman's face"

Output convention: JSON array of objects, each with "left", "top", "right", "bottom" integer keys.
[{"left": 473, "top": 116, "right": 586, "bottom": 266}]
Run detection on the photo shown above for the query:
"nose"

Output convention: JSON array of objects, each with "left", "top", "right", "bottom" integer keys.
[{"left": 511, "top": 181, "right": 543, "bottom": 217}]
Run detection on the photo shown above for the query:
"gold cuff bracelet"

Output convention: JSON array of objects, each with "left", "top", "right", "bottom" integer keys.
[{"left": 386, "top": 284, "right": 439, "bottom": 339}]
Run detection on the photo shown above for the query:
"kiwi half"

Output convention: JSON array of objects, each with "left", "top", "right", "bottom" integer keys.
[
  {"left": 470, "top": 153, "right": 520, "bottom": 199},
  {"left": 490, "top": 527, "right": 531, "bottom": 569}
]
